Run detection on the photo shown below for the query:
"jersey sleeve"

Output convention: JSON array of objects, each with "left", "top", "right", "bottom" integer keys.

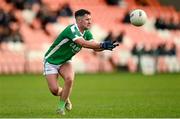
[{"left": 67, "top": 25, "right": 83, "bottom": 41}]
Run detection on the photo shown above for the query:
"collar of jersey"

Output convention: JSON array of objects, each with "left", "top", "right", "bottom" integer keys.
[{"left": 75, "top": 23, "right": 85, "bottom": 36}]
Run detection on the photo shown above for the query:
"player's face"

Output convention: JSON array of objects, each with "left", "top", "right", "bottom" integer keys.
[{"left": 80, "top": 14, "right": 92, "bottom": 30}]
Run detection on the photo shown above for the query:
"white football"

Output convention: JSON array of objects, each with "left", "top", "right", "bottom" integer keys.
[{"left": 130, "top": 9, "right": 147, "bottom": 26}]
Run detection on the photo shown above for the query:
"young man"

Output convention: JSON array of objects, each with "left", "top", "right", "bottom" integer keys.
[{"left": 43, "top": 9, "right": 118, "bottom": 115}]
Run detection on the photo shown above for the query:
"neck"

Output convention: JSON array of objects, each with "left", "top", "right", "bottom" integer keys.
[{"left": 77, "top": 24, "right": 84, "bottom": 34}]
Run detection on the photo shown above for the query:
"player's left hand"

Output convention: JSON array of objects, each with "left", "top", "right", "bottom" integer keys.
[{"left": 100, "top": 40, "right": 119, "bottom": 50}]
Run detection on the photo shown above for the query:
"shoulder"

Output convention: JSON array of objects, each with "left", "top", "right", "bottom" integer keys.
[
  {"left": 84, "top": 30, "right": 93, "bottom": 36},
  {"left": 63, "top": 24, "right": 80, "bottom": 35},
  {"left": 61, "top": 24, "right": 82, "bottom": 41},
  {"left": 85, "top": 30, "right": 92, "bottom": 33},
  {"left": 64, "top": 24, "right": 77, "bottom": 32},
  {"left": 85, "top": 29, "right": 93, "bottom": 35},
  {"left": 84, "top": 30, "right": 94, "bottom": 41}
]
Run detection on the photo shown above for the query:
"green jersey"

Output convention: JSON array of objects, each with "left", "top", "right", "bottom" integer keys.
[{"left": 44, "top": 24, "right": 93, "bottom": 65}]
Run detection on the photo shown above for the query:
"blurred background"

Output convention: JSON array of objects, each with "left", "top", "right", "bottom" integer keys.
[{"left": 0, "top": 0, "right": 180, "bottom": 75}]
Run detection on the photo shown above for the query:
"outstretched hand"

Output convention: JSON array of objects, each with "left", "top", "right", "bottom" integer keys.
[{"left": 100, "top": 40, "right": 119, "bottom": 50}]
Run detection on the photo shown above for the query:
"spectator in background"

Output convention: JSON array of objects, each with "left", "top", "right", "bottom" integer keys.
[
  {"left": 122, "top": 11, "right": 130, "bottom": 23},
  {"left": 103, "top": 31, "right": 114, "bottom": 42},
  {"left": 143, "top": 44, "right": 154, "bottom": 55},
  {"left": 58, "top": 3, "right": 73, "bottom": 17},
  {"left": 22, "top": 3, "right": 41, "bottom": 24},
  {"left": 155, "top": 43, "right": 165, "bottom": 56},
  {"left": 0, "top": 6, "right": 18, "bottom": 43},
  {"left": 0, "top": 7, "right": 14, "bottom": 43},
  {"left": 135, "top": 0, "right": 149, "bottom": 6},
  {"left": 155, "top": 43, "right": 176, "bottom": 56},
  {"left": 0, "top": 8, "right": 12, "bottom": 26},
  {"left": 0, "top": 27, "right": 12, "bottom": 43},
  {"left": 36, "top": 6, "right": 58, "bottom": 30},
  {"left": 7, "top": 22, "right": 23, "bottom": 43},
  {"left": 169, "top": 43, "right": 176, "bottom": 56},
  {"left": 131, "top": 43, "right": 144, "bottom": 56},
  {"left": 154, "top": 17, "right": 166, "bottom": 30},
  {"left": 105, "top": 0, "right": 120, "bottom": 5},
  {"left": 115, "top": 31, "right": 125, "bottom": 43},
  {"left": 166, "top": 17, "right": 180, "bottom": 30},
  {"left": 103, "top": 31, "right": 124, "bottom": 43},
  {"left": 30, "top": 17, "right": 42, "bottom": 30},
  {"left": 132, "top": 44, "right": 138, "bottom": 55},
  {"left": 164, "top": 43, "right": 176, "bottom": 56},
  {"left": 6, "top": 0, "right": 25, "bottom": 10},
  {"left": 155, "top": 16, "right": 180, "bottom": 30},
  {"left": 6, "top": 0, "right": 41, "bottom": 10},
  {"left": 0, "top": 26, "right": 9, "bottom": 43}
]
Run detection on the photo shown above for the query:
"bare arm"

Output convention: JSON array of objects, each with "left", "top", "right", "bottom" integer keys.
[
  {"left": 74, "top": 38, "right": 102, "bottom": 50},
  {"left": 93, "top": 49, "right": 104, "bottom": 52},
  {"left": 89, "top": 40, "right": 104, "bottom": 51},
  {"left": 74, "top": 38, "right": 118, "bottom": 51}
]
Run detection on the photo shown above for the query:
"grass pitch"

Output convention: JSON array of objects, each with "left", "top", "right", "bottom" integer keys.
[{"left": 0, "top": 72, "right": 180, "bottom": 118}]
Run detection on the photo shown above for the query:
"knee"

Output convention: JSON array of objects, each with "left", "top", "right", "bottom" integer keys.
[
  {"left": 65, "top": 76, "right": 74, "bottom": 86},
  {"left": 50, "top": 87, "right": 59, "bottom": 96}
]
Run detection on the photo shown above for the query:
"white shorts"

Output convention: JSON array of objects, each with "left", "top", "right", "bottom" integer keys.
[{"left": 43, "top": 60, "right": 71, "bottom": 75}]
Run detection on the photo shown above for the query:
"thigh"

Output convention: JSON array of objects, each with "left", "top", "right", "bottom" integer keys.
[
  {"left": 45, "top": 74, "right": 59, "bottom": 91},
  {"left": 59, "top": 62, "right": 74, "bottom": 80}
]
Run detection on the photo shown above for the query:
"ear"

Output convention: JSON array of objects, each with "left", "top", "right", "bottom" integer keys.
[
  {"left": 76, "top": 17, "right": 81, "bottom": 23},
  {"left": 78, "top": 18, "right": 83, "bottom": 23}
]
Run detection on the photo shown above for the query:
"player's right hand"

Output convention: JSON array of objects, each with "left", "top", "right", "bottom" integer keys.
[{"left": 100, "top": 40, "right": 119, "bottom": 50}]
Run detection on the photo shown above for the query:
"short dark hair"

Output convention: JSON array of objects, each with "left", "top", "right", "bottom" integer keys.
[{"left": 75, "top": 9, "right": 91, "bottom": 18}]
